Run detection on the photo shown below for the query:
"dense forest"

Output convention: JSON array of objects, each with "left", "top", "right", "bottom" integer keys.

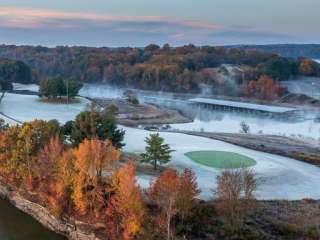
[
  {"left": 0, "top": 44, "right": 319, "bottom": 95},
  {"left": 0, "top": 59, "right": 33, "bottom": 91},
  {"left": 232, "top": 44, "right": 320, "bottom": 59}
]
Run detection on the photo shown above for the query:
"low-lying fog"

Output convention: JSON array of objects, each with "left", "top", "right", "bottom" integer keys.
[
  {"left": 171, "top": 111, "right": 320, "bottom": 139},
  {"left": 11, "top": 83, "right": 320, "bottom": 140},
  {"left": 80, "top": 84, "right": 320, "bottom": 140},
  {"left": 281, "top": 77, "right": 320, "bottom": 100},
  {"left": 280, "top": 59, "right": 320, "bottom": 99}
]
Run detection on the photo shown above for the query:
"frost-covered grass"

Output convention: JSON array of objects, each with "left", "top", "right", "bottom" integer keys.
[
  {"left": 2, "top": 93, "right": 320, "bottom": 201},
  {"left": 123, "top": 126, "right": 320, "bottom": 200},
  {"left": 12, "top": 83, "right": 39, "bottom": 92},
  {"left": 185, "top": 151, "right": 256, "bottom": 169},
  {"left": 171, "top": 113, "right": 320, "bottom": 140},
  {"left": 0, "top": 93, "right": 89, "bottom": 124}
]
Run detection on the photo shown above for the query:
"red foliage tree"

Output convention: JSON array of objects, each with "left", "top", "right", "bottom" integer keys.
[
  {"left": 106, "top": 161, "right": 145, "bottom": 239},
  {"left": 148, "top": 168, "right": 200, "bottom": 240},
  {"left": 242, "top": 75, "right": 284, "bottom": 100}
]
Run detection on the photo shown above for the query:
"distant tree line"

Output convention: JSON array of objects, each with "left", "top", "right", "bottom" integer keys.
[
  {"left": 0, "top": 59, "right": 34, "bottom": 91},
  {"left": 1, "top": 44, "right": 320, "bottom": 102},
  {"left": 0, "top": 45, "right": 319, "bottom": 94},
  {"left": 233, "top": 44, "right": 320, "bottom": 59}
]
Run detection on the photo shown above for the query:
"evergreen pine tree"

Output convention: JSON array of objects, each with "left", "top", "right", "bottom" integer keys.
[{"left": 141, "top": 133, "right": 173, "bottom": 170}]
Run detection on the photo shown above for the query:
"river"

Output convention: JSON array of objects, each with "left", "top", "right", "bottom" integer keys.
[{"left": 0, "top": 198, "right": 66, "bottom": 240}]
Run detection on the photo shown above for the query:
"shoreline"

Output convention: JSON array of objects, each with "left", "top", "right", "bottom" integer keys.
[
  {"left": 1, "top": 179, "right": 319, "bottom": 240},
  {"left": 0, "top": 180, "right": 101, "bottom": 240}
]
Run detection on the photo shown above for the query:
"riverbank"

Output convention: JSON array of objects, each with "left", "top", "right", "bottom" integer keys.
[
  {"left": 0, "top": 179, "right": 319, "bottom": 240},
  {"left": 92, "top": 98, "right": 191, "bottom": 127},
  {"left": 0, "top": 180, "right": 101, "bottom": 240}
]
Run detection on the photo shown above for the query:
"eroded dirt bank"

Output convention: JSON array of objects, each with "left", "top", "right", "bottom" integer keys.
[{"left": 0, "top": 181, "right": 101, "bottom": 240}]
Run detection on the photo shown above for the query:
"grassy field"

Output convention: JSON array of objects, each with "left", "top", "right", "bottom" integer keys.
[{"left": 185, "top": 151, "right": 256, "bottom": 169}]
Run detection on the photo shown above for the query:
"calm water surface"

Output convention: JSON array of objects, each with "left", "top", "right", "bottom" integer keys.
[{"left": 0, "top": 198, "right": 66, "bottom": 240}]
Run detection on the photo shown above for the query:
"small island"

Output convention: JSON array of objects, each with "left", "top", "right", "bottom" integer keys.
[{"left": 39, "top": 77, "right": 83, "bottom": 103}]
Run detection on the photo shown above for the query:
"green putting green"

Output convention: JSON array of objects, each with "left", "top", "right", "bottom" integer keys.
[{"left": 185, "top": 151, "right": 256, "bottom": 169}]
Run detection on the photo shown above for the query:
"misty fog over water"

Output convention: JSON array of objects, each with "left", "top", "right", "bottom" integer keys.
[{"left": 79, "top": 84, "right": 320, "bottom": 140}]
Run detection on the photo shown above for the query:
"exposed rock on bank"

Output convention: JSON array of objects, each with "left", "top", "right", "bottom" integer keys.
[{"left": 0, "top": 182, "right": 101, "bottom": 240}]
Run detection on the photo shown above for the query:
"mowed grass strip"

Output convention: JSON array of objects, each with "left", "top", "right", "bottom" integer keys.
[{"left": 185, "top": 151, "right": 256, "bottom": 169}]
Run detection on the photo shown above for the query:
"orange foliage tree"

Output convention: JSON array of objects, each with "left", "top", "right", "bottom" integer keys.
[
  {"left": 176, "top": 169, "right": 200, "bottom": 222},
  {"left": 242, "top": 75, "right": 284, "bottom": 100},
  {"left": 48, "top": 149, "right": 76, "bottom": 217},
  {"left": 73, "top": 138, "right": 120, "bottom": 216},
  {"left": 299, "top": 59, "right": 319, "bottom": 76},
  {"left": 106, "top": 161, "right": 145, "bottom": 240},
  {"left": 148, "top": 168, "right": 200, "bottom": 240},
  {"left": 37, "top": 136, "right": 64, "bottom": 190}
]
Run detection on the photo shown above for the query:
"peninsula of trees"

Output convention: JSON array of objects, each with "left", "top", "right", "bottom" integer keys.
[{"left": 0, "top": 107, "right": 259, "bottom": 240}]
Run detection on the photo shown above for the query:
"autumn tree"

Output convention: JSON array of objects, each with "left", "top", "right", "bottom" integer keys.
[
  {"left": 176, "top": 169, "right": 200, "bottom": 223},
  {"left": 141, "top": 133, "right": 173, "bottom": 170},
  {"left": 149, "top": 169, "right": 180, "bottom": 240},
  {"left": 107, "top": 161, "right": 145, "bottom": 239},
  {"left": 39, "top": 147, "right": 76, "bottom": 218},
  {"left": 148, "top": 168, "right": 200, "bottom": 240},
  {"left": 53, "top": 149, "right": 77, "bottom": 217},
  {"left": 37, "top": 136, "right": 64, "bottom": 194},
  {"left": 73, "top": 138, "right": 120, "bottom": 216},
  {"left": 0, "top": 120, "right": 60, "bottom": 187},
  {"left": 299, "top": 59, "right": 320, "bottom": 76},
  {"left": 242, "top": 75, "right": 284, "bottom": 100},
  {"left": 0, "top": 126, "right": 21, "bottom": 181},
  {"left": 214, "top": 168, "right": 257, "bottom": 233}
]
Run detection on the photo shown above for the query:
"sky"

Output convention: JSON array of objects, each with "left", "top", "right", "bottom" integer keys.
[{"left": 0, "top": 0, "right": 319, "bottom": 47}]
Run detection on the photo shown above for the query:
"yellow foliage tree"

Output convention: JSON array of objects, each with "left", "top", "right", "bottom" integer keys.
[
  {"left": 73, "top": 138, "right": 120, "bottom": 216},
  {"left": 108, "top": 161, "right": 145, "bottom": 239}
]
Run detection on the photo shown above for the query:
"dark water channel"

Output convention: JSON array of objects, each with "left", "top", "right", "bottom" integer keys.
[{"left": 0, "top": 198, "right": 66, "bottom": 240}]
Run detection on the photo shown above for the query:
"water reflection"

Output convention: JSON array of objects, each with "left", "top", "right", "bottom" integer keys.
[{"left": 0, "top": 198, "right": 66, "bottom": 240}]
